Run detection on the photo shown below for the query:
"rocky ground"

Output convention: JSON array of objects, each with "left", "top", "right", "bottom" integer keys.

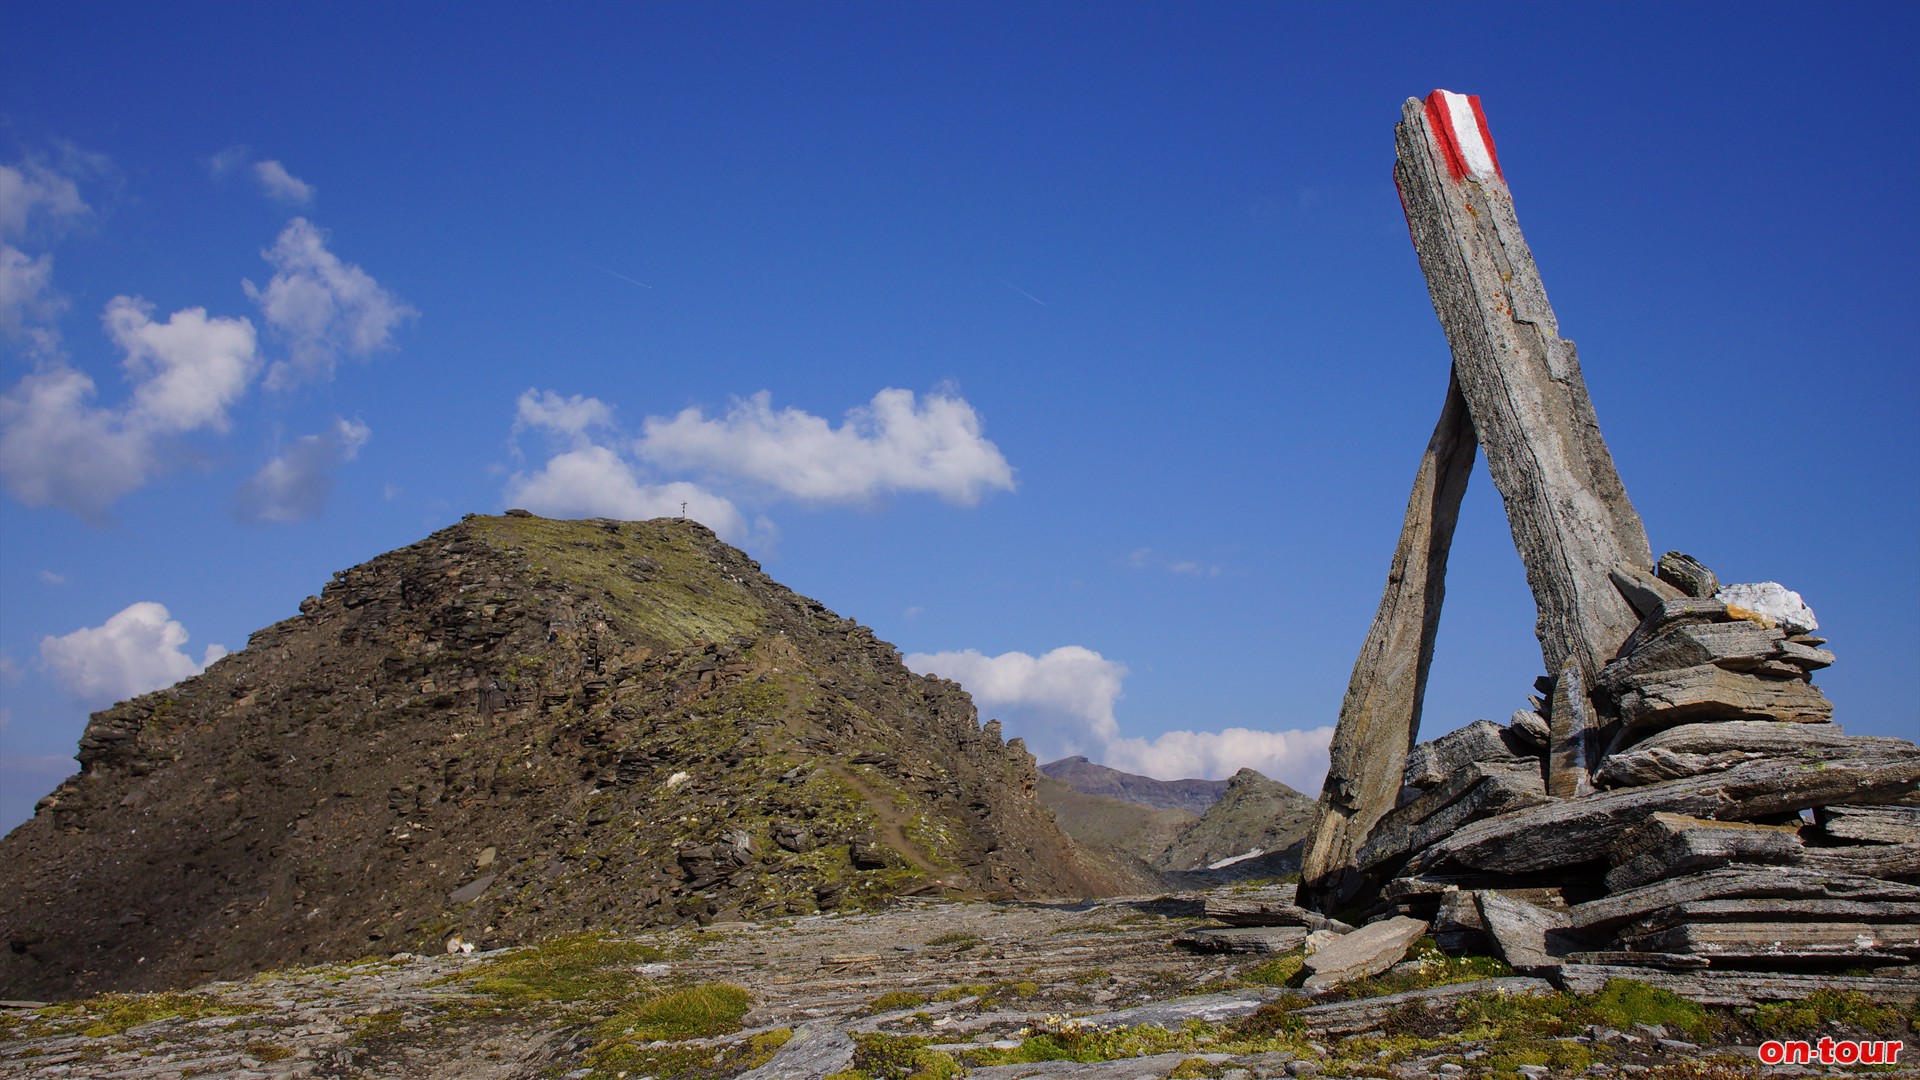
[{"left": 6, "top": 886, "right": 1914, "bottom": 1079}]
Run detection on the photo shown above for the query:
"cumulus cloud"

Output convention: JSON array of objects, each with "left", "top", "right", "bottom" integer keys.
[
  {"left": 1126, "top": 547, "right": 1223, "bottom": 577},
  {"left": 245, "top": 218, "right": 416, "bottom": 388},
  {"left": 907, "top": 644, "right": 1333, "bottom": 793},
  {"left": 39, "top": 601, "right": 227, "bottom": 704},
  {"left": 0, "top": 158, "right": 91, "bottom": 356},
  {"left": 234, "top": 417, "right": 370, "bottom": 524},
  {"left": 639, "top": 388, "right": 1014, "bottom": 505},
  {"left": 0, "top": 161, "right": 89, "bottom": 242},
  {"left": 253, "top": 160, "right": 313, "bottom": 205},
  {"left": 206, "top": 145, "right": 250, "bottom": 178},
  {"left": 0, "top": 299, "right": 259, "bottom": 520},
  {"left": 504, "top": 444, "right": 747, "bottom": 540},
  {"left": 515, "top": 388, "right": 616, "bottom": 446},
  {"left": 37, "top": 569, "right": 65, "bottom": 585}
]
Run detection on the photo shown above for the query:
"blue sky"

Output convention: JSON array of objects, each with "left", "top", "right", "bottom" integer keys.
[{"left": 3, "top": 1, "right": 1916, "bottom": 832}]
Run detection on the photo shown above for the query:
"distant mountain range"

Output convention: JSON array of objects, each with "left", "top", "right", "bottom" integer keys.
[{"left": 1038, "top": 756, "right": 1317, "bottom": 876}]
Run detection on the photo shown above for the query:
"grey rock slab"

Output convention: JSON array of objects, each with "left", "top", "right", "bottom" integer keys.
[
  {"left": 1818, "top": 804, "right": 1920, "bottom": 845},
  {"left": 1203, "top": 892, "right": 1351, "bottom": 933},
  {"left": 1614, "top": 596, "right": 1729, "bottom": 660},
  {"left": 1802, "top": 841, "right": 1920, "bottom": 881},
  {"left": 1775, "top": 639, "right": 1835, "bottom": 671},
  {"left": 1411, "top": 750, "right": 1920, "bottom": 876},
  {"left": 1550, "top": 964, "right": 1920, "bottom": 1006},
  {"left": 1616, "top": 663, "right": 1832, "bottom": 729},
  {"left": 1357, "top": 764, "right": 1547, "bottom": 873},
  {"left": 1567, "top": 865, "right": 1920, "bottom": 932},
  {"left": 735, "top": 1023, "right": 854, "bottom": 1080},
  {"left": 1603, "top": 812, "right": 1804, "bottom": 892},
  {"left": 1302, "top": 916, "right": 1428, "bottom": 990},
  {"left": 1655, "top": 552, "right": 1719, "bottom": 600},
  {"left": 1612, "top": 567, "right": 1685, "bottom": 620},
  {"left": 1476, "top": 891, "right": 1569, "bottom": 972},
  {"left": 1620, "top": 898, "right": 1920, "bottom": 937},
  {"left": 1620, "top": 920, "right": 1920, "bottom": 962},
  {"left": 1301, "top": 376, "right": 1476, "bottom": 908},
  {"left": 1594, "top": 719, "right": 1877, "bottom": 787},
  {"left": 1507, "top": 708, "right": 1549, "bottom": 748},
  {"left": 1597, "top": 620, "right": 1785, "bottom": 692},
  {"left": 1403, "top": 720, "right": 1537, "bottom": 790},
  {"left": 968, "top": 1052, "right": 1233, "bottom": 1080},
  {"left": 1069, "top": 988, "right": 1295, "bottom": 1030},
  {"left": 1289, "top": 977, "right": 1554, "bottom": 1035},
  {"left": 1547, "top": 656, "right": 1594, "bottom": 798},
  {"left": 1174, "top": 926, "right": 1311, "bottom": 953}
]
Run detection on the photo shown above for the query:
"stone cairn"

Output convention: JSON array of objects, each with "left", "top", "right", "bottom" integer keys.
[{"left": 1202, "top": 93, "right": 1920, "bottom": 1005}]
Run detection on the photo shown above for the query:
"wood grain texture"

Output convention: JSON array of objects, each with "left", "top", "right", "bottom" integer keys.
[{"left": 1393, "top": 96, "right": 1652, "bottom": 682}]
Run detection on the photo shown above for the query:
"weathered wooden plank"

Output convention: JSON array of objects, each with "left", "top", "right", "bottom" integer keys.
[
  {"left": 1615, "top": 663, "right": 1832, "bottom": 729},
  {"left": 1568, "top": 866, "right": 1920, "bottom": 932},
  {"left": 1620, "top": 921, "right": 1920, "bottom": 961},
  {"left": 1603, "top": 813, "right": 1803, "bottom": 892},
  {"left": 1552, "top": 965, "right": 1920, "bottom": 1005},
  {"left": 1594, "top": 719, "right": 1873, "bottom": 788},
  {"left": 1412, "top": 750, "right": 1920, "bottom": 876},
  {"left": 1394, "top": 91, "right": 1651, "bottom": 682},
  {"left": 1302, "top": 377, "right": 1476, "bottom": 907},
  {"left": 1818, "top": 805, "right": 1920, "bottom": 845}
]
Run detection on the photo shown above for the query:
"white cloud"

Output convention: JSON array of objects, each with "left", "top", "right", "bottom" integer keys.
[
  {"left": 234, "top": 417, "right": 370, "bottom": 524},
  {"left": 0, "top": 161, "right": 88, "bottom": 242},
  {"left": 37, "top": 569, "right": 65, "bottom": 585},
  {"left": 639, "top": 388, "right": 1014, "bottom": 505},
  {"left": 515, "top": 388, "right": 616, "bottom": 446},
  {"left": 244, "top": 218, "right": 416, "bottom": 388},
  {"left": 105, "top": 296, "right": 259, "bottom": 432},
  {"left": 1102, "top": 727, "right": 1334, "bottom": 797},
  {"left": 206, "top": 145, "right": 249, "bottom": 178},
  {"left": 0, "top": 363, "right": 161, "bottom": 520},
  {"left": 40, "top": 601, "right": 226, "bottom": 704},
  {"left": 1127, "top": 547, "right": 1222, "bottom": 577},
  {"left": 907, "top": 644, "right": 1333, "bottom": 792},
  {"left": 504, "top": 443, "right": 747, "bottom": 540},
  {"left": 0, "top": 297, "right": 259, "bottom": 520},
  {"left": 253, "top": 160, "right": 313, "bottom": 205},
  {"left": 0, "top": 654, "right": 20, "bottom": 685},
  {"left": 0, "top": 243, "right": 63, "bottom": 353}
]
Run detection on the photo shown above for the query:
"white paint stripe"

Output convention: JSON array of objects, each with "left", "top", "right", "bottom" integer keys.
[{"left": 1440, "top": 90, "right": 1498, "bottom": 180}]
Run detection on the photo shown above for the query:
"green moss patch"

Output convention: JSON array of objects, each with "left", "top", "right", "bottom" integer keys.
[
  {"left": 1748, "top": 988, "right": 1912, "bottom": 1037},
  {"left": 598, "top": 982, "right": 752, "bottom": 1042},
  {"left": 458, "top": 933, "right": 671, "bottom": 1003}
]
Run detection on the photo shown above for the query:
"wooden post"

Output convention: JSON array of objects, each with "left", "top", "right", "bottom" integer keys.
[
  {"left": 1301, "top": 374, "right": 1475, "bottom": 908},
  {"left": 1394, "top": 91, "right": 1652, "bottom": 682}
]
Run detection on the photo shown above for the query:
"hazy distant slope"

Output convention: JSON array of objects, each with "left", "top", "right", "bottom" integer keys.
[{"left": 1038, "top": 756, "right": 1229, "bottom": 815}]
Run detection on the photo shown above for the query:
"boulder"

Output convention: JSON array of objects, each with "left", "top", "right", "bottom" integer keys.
[
  {"left": 1173, "top": 926, "right": 1311, "bottom": 953},
  {"left": 1302, "top": 916, "right": 1428, "bottom": 990},
  {"left": 1613, "top": 664, "right": 1832, "bottom": 729},
  {"left": 1655, "top": 552, "right": 1719, "bottom": 599},
  {"left": 1715, "top": 582, "right": 1818, "bottom": 635}
]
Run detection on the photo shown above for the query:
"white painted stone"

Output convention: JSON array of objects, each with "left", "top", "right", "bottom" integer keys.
[{"left": 1715, "top": 582, "right": 1818, "bottom": 635}]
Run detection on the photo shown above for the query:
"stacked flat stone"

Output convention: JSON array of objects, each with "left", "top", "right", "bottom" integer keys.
[{"left": 1330, "top": 552, "right": 1920, "bottom": 1003}]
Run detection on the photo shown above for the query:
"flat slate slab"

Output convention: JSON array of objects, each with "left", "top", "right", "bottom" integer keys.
[
  {"left": 736, "top": 1023, "right": 854, "bottom": 1080},
  {"left": 1069, "top": 987, "right": 1295, "bottom": 1030},
  {"left": 1291, "top": 977, "right": 1555, "bottom": 1035},
  {"left": 968, "top": 1051, "right": 1235, "bottom": 1079},
  {"left": 1304, "top": 916, "right": 1428, "bottom": 990},
  {"left": 1173, "top": 925, "right": 1310, "bottom": 953},
  {"left": 1552, "top": 964, "right": 1920, "bottom": 1006}
]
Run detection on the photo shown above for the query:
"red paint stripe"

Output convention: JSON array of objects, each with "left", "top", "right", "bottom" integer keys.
[
  {"left": 1467, "top": 94, "right": 1502, "bottom": 180},
  {"left": 1423, "top": 90, "right": 1468, "bottom": 181}
]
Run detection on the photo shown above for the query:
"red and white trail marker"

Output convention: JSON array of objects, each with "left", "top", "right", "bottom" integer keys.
[{"left": 1423, "top": 89, "right": 1502, "bottom": 182}]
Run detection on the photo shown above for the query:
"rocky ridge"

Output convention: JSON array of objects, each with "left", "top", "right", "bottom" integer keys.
[
  {"left": 1269, "top": 554, "right": 1920, "bottom": 1003},
  {"left": 0, "top": 513, "right": 1151, "bottom": 1002}
]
